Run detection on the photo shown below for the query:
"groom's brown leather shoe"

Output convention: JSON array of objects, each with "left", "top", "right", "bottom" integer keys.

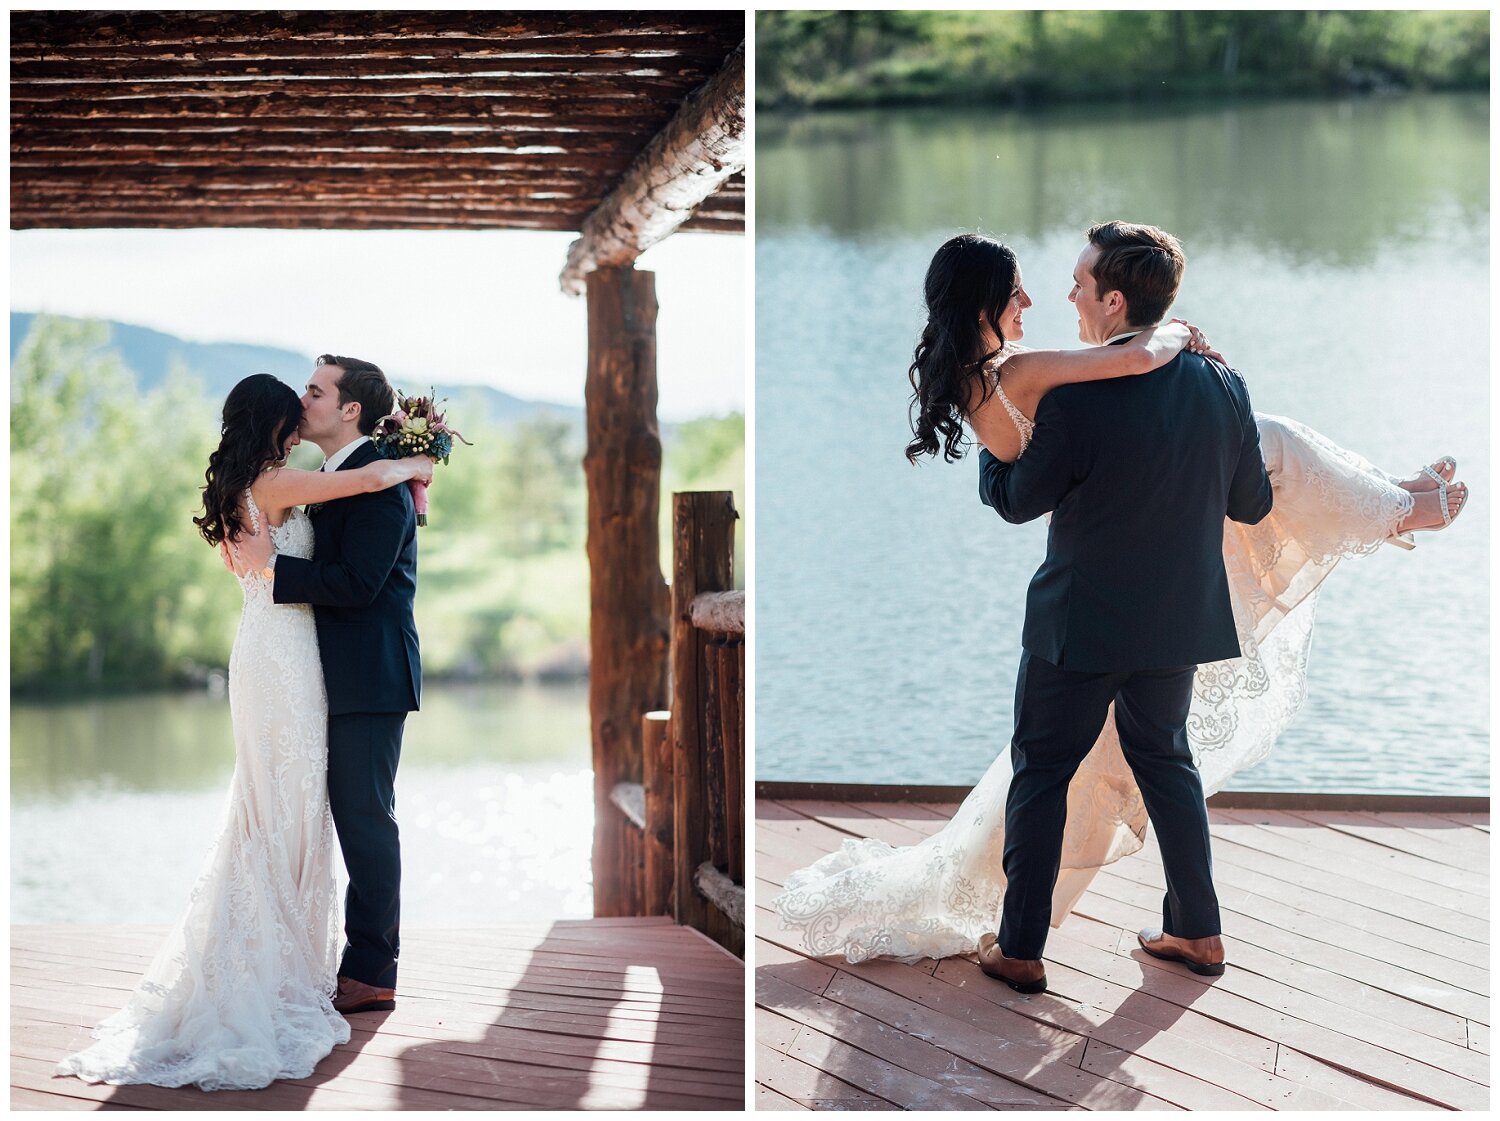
[
  {"left": 333, "top": 975, "right": 396, "bottom": 1014},
  {"left": 976, "top": 932, "right": 1047, "bottom": 994},
  {"left": 1137, "top": 928, "right": 1226, "bottom": 977}
]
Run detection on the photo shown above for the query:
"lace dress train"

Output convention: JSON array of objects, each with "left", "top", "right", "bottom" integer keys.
[
  {"left": 772, "top": 412, "right": 1413, "bottom": 963},
  {"left": 57, "top": 503, "right": 349, "bottom": 1090}
]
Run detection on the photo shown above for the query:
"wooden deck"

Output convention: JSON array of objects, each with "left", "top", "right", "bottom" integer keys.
[
  {"left": 14, "top": 918, "right": 744, "bottom": 1111},
  {"left": 756, "top": 800, "right": 1489, "bottom": 1111}
]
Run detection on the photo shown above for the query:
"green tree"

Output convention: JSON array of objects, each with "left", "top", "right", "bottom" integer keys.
[{"left": 11, "top": 318, "right": 236, "bottom": 693}]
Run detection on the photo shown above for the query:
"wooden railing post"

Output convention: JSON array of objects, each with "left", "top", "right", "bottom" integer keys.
[
  {"left": 718, "top": 640, "right": 745, "bottom": 885},
  {"left": 642, "top": 710, "right": 674, "bottom": 916},
  {"left": 671, "top": 491, "right": 736, "bottom": 933},
  {"left": 584, "top": 265, "right": 669, "bottom": 918}
]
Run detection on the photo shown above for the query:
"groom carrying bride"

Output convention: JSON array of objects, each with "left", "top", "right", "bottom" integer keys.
[{"left": 976, "top": 222, "right": 1273, "bottom": 992}]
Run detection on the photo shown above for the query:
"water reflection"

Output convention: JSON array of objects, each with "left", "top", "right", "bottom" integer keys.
[
  {"left": 759, "top": 95, "right": 1488, "bottom": 266},
  {"left": 12, "top": 682, "right": 595, "bottom": 923}
]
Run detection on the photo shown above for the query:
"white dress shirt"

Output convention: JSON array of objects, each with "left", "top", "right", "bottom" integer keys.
[
  {"left": 1104, "top": 326, "right": 1158, "bottom": 345},
  {"left": 321, "top": 435, "right": 371, "bottom": 473}
]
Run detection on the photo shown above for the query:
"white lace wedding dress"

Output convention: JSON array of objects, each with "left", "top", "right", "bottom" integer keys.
[
  {"left": 57, "top": 497, "right": 349, "bottom": 1090},
  {"left": 773, "top": 396, "right": 1414, "bottom": 963}
]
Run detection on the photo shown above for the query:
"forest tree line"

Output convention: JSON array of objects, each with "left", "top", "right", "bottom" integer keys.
[
  {"left": 757, "top": 10, "right": 1489, "bottom": 109},
  {"left": 11, "top": 316, "right": 744, "bottom": 696}
]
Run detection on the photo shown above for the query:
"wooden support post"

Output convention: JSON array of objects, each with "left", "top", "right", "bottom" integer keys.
[
  {"left": 585, "top": 265, "right": 669, "bottom": 918},
  {"left": 720, "top": 639, "right": 744, "bottom": 884},
  {"left": 671, "top": 491, "right": 736, "bottom": 934},
  {"left": 641, "top": 709, "right": 674, "bottom": 917},
  {"left": 703, "top": 638, "right": 729, "bottom": 872}
]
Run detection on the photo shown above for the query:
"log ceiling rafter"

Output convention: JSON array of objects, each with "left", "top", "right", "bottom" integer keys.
[
  {"left": 10, "top": 11, "right": 746, "bottom": 237},
  {"left": 560, "top": 43, "right": 745, "bottom": 295}
]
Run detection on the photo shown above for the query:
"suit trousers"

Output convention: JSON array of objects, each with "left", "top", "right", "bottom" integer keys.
[
  {"left": 327, "top": 711, "right": 406, "bottom": 989},
  {"left": 998, "top": 652, "right": 1221, "bottom": 959}
]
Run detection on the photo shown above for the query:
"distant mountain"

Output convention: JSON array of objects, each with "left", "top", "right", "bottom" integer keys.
[{"left": 9, "top": 311, "right": 584, "bottom": 429}]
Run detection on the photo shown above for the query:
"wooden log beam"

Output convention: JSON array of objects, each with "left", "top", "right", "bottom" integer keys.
[
  {"left": 9, "top": 211, "right": 745, "bottom": 232},
  {"left": 12, "top": 165, "right": 610, "bottom": 188},
  {"left": 688, "top": 590, "right": 745, "bottom": 635},
  {"left": 608, "top": 781, "right": 646, "bottom": 830},
  {"left": 12, "top": 127, "right": 638, "bottom": 155},
  {"left": 9, "top": 205, "right": 587, "bottom": 227},
  {"left": 560, "top": 42, "right": 744, "bottom": 295},
  {"left": 12, "top": 94, "right": 670, "bottom": 123},
  {"left": 694, "top": 862, "right": 745, "bottom": 929},
  {"left": 12, "top": 54, "right": 719, "bottom": 81},
  {"left": 641, "top": 710, "right": 674, "bottom": 918},
  {"left": 11, "top": 11, "right": 744, "bottom": 48},
  {"left": 12, "top": 32, "right": 728, "bottom": 64},
  {"left": 10, "top": 76, "right": 694, "bottom": 102},
  {"left": 15, "top": 184, "right": 596, "bottom": 204},
  {"left": 670, "top": 491, "right": 737, "bottom": 935},
  {"left": 11, "top": 185, "right": 740, "bottom": 211},
  {"left": 12, "top": 171, "right": 738, "bottom": 200},
  {"left": 11, "top": 150, "right": 625, "bottom": 172},
  {"left": 11, "top": 114, "right": 657, "bottom": 135},
  {"left": 585, "top": 267, "right": 669, "bottom": 919}
]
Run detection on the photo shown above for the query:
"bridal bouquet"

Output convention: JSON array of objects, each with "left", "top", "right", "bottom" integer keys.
[{"left": 371, "top": 389, "right": 471, "bottom": 526}]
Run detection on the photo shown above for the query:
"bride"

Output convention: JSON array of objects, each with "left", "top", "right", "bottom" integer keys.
[
  {"left": 772, "top": 232, "right": 1468, "bottom": 964},
  {"left": 57, "top": 374, "right": 432, "bottom": 1091}
]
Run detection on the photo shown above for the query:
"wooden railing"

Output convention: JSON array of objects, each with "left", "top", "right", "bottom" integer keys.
[{"left": 602, "top": 491, "right": 745, "bottom": 956}]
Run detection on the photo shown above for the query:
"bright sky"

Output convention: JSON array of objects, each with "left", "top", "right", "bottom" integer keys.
[{"left": 10, "top": 227, "right": 745, "bottom": 421}]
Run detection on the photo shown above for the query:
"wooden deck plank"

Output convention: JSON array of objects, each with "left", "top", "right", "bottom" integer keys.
[
  {"left": 1283, "top": 809, "right": 1489, "bottom": 868},
  {"left": 754, "top": 1043, "right": 896, "bottom": 1110},
  {"left": 1093, "top": 855, "right": 1489, "bottom": 1012},
  {"left": 1044, "top": 916, "right": 1486, "bottom": 1102},
  {"left": 17, "top": 920, "right": 743, "bottom": 1111},
  {"left": 1207, "top": 827, "right": 1488, "bottom": 941},
  {"left": 838, "top": 959, "right": 1345, "bottom": 1111},
  {"left": 755, "top": 1083, "right": 816, "bottom": 1110},
  {"left": 761, "top": 970, "right": 1077, "bottom": 1109},
  {"left": 1270, "top": 1048, "right": 1446, "bottom": 1112},
  {"left": 1212, "top": 809, "right": 1488, "bottom": 909},
  {"left": 768, "top": 799, "right": 934, "bottom": 848},
  {"left": 756, "top": 801, "right": 1490, "bottom": 1113},
  {"left": 1071, "top": 890, "right": 1488, "bottom": 1071},
  {"left": 1188, "top": 833, "right": 1489, "bottom": 963}
]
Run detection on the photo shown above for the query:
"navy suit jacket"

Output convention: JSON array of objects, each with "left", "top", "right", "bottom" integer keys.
[
  {"left": 273, "top": 439, "right": 422, "bottom": 715},
  {"left": 979, "top": 347, "right": 1272, "bottom": 673}
]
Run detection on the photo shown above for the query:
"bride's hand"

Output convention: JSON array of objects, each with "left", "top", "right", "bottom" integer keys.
[
  {"left": 233, "top": 523, "right": 274, "bottom": 573},
  {"left": 405, "top": 455, "right": 436, "bottom": 485},
  {"left": 1171, "top": 318, "right": 1225, "bottom": 363}
]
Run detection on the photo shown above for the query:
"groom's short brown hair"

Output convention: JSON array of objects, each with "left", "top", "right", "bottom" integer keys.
[
  {"left": 318, "top": 354, "right": 395, "bottom": 435},
  {"left": 1085, "top": 221, "right": 1186, "bottom": 326}
]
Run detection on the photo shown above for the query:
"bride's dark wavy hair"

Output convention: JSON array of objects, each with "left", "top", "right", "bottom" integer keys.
[
  {"left": 194, "top": 374, "right": 302, "bottom": 547},
  {"left": 905, "top": 233, "right": 1020, "bottom": 463}
]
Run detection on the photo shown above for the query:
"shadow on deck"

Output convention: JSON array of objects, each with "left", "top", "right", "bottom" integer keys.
[
  {"left": 15, "top": 918, "right": 744, "bottom": 1111},
  {"left": 756, "top": 799, "right": 1488, "bottom": 1111}
]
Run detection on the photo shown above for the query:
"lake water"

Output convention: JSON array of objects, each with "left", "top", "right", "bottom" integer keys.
[
  {"left": 756, "top": 94, "right": 1489, "bottom": 794},
  {"left": 12, "top": 682, "right": 594, "bottom": 924}
]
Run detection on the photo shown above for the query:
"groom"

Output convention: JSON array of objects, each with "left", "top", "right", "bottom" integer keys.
[
  {"left": 975, "top": 222, "right": 1272, "bottom": 993},
  {"left": 240, "top": 354, "right": 420, "bottom": 1014}
]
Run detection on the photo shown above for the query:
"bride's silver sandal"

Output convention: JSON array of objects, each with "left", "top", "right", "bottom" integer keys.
[{"left": 1387, "top": 458, "right": 1461, "bottom": 550}]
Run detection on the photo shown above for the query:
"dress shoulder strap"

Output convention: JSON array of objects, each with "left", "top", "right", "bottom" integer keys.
[
  {"left": 994, "top": 381, "right": 1035, "bottom": 455},
  {"left": 244, "top": 487, "right": 262, "bottom": 536}
]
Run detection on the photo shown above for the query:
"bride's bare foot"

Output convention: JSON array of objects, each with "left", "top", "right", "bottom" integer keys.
[
  {"left": 1397, "top": 479, "right": 1468, "bottom": 533},
  {"left": 1397, "top": 457, "right": 1456, "bottom": 493}
]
